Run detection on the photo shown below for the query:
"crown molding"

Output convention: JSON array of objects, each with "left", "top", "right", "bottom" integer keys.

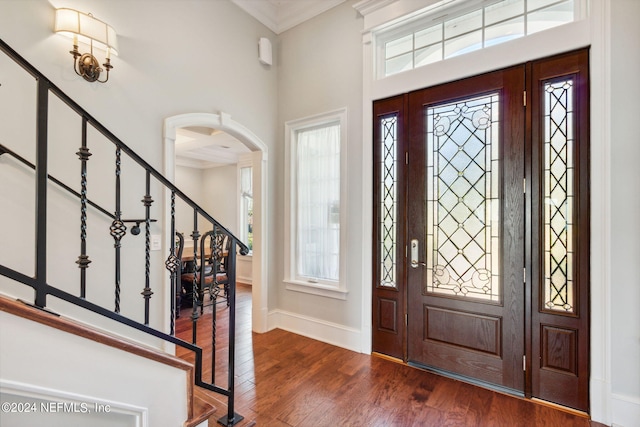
[
  {"left": 231, "top": 0, "right": 346, "bottom": 34},
  {"left": 232, "top": 0, "right": 279, "bottom": 33},
  {"left": 353, "top": 0, "right": 398, "bottom": 16},
  {"left": 277, "top": 0, "right": 346, "bottom": 33}
]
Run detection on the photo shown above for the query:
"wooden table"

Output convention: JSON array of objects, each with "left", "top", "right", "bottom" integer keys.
[
  {"left": 181, "top": 247, "right": 227, "bottom": 262},
  {"left": 181, "top": 246, "right": 211, "bottom": 262}
]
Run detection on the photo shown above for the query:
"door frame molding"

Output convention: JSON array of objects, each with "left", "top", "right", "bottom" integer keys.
[{"left": 163, "top": 111, "right": 269, "bottom": 334}]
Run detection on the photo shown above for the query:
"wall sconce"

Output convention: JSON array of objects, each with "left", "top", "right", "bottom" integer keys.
[{"left": 54, "top": 8, "right": 118, "bottom": 83}]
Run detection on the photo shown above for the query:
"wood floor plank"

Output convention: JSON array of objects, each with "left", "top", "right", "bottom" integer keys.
[
  {"left": 458, "top": 381, "right": 495, "bottom": 426},
  {"left": 175, "top": 284, "right": 603, "bottom": 427}
]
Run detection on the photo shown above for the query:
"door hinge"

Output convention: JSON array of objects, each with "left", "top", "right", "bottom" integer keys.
[
  {"left": 405, "top": 313, "right": 408, "bottom": 326},
  {"left": 523, "top": 90, "right": 527, "bottom": 107},
  {"left": 405, "top": 151, "right": 409, "bottom": 164},
  {"left": 523, "top": 268, "right": 526, "bottom": 283},
  {"left": 523, "top": 355, "right": 526, "bottom": 371},
  {"left": 523, "top": 178, "right": 526, "bottom": 194}
]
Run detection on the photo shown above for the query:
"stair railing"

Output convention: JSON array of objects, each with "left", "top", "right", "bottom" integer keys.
[{"left": 0, "top": 38, "right": 247, "bottom": 426}]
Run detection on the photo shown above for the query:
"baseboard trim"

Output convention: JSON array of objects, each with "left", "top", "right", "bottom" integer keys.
[
  {"left": 236, "top": 277, "right": 253, "bottom": 285},
  {"left": 611, "top": 392, "right": 640, "bottom": 427},
  {"left": 267, "top": 309, "right": 362, "bottom": 353},
  {"left": 590, "top": 377, "right": 610, "bottom": 425}
]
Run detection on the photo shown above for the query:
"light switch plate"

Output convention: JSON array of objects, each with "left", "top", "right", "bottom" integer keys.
[{"left": 151, "top": 234, "right": 161, "bottom": 251}]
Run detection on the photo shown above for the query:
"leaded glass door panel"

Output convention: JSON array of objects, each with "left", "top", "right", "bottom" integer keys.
[
  {"left": 406, "top": 66, "right": 526, "bottom": 393},
  {"left": 372, "top": 95, "right": 407, "bottom": 359},
  {"left": 529, "top": 49, "right": 590, "bottom": 412}
]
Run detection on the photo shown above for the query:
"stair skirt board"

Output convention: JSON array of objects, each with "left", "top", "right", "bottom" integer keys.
[{"left": 0, "top": 295, "right": 214, "bottom": 427}]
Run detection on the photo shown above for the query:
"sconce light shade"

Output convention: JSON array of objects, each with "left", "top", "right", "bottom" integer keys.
[
  {"left": 55, "top": 8, "right": 118, "bottom": 55},
  {"left": 54, "top": 8, "right": 118, "bottom": 83}
]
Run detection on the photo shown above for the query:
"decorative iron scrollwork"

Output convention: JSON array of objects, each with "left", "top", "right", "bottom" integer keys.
[
  {"left": 212, "top": 230, "right": 226, "bottom": 264},
  {"left": 165, "top": 253, "right": 180, "bottom": 273},
  {"left": 110, "top": 219, "right": 127, "bottom": 246}
]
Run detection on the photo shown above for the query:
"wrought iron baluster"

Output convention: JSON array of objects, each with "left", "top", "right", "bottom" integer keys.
[
  {"left": 110, "top": 147, "right": 126, "bottom": 313},
  {"left": 164, "top": 191, "right": 180, "bottom": 335},
  {"left": 219, "top": 236, "right": 243, "bottom": 426},
  {"left": 209, "top": 226, "right": 225, "bottom": 384},
  {"left": 76, "top": 118, "right": 92, "bottom": 298},
  {"left": 33, "top": 78, "right": 49, "bottom": 309},
  {"left": 211, "top": 229, "right": 217, "bottom": 384},
  {"left": 191, "top": 209, "right": 200, "bottom": 344},
  {"left": 141, "top": 171, "right": 154, "bottom": 325}
]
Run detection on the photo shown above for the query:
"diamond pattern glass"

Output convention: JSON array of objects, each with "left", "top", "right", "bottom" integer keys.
[
  {"left": 425, "top": 94, "right": 500, "bottom": 301},
  {"left": 379, "top": 116, "right": 398, "bottom": 288},
  {"left": 543, "top": 79, "right": 574, "bottom": 312}
]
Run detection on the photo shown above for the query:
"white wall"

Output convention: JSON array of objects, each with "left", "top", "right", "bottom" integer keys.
[
  {"left": 273, "top": 0, "right": 365, "bottom": 349},
  {"left": 202, "top": 165, "right": 238, "bottom": 233},
  {"left": 0, "top": 0, "right": 276, "bottom": 343},
  {"left": 0, "top": 0, "right": 278, "bottom": 170},
  {"left": 174, "top": 165, "right": 204, "bottom": 238},
  {"left": 609, "top": 0, "right": 640, "bottom": 425},
  {"left": 175, "top": 164, "right": 238, "bottom": 236}
]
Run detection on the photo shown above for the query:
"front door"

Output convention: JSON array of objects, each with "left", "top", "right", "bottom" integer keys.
[
  {"left": 372, "top": 49, "right": 590, "bottom": 411},
  {"left": 406, "top": 65, "right": 526, "bottom": 393}
]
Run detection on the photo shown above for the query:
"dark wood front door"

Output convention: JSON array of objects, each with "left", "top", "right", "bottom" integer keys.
[
  {"left": 406, "top": 65, "right": 526, "bottom": 394},
  {"left": 372, "top": 49, "right": 590, "bottom": 412}
]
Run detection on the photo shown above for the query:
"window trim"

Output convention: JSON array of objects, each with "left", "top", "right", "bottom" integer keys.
[
  {"left": 237, "top": 154, "right": 253, "bottom": 256},
  {"left": 374, "top": 0, "right": 587, "bottom": 79},
  {"left": 284, "top": 108, "right": 349, "bottom": 300}
]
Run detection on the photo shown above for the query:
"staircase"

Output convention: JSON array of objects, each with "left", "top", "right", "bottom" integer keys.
[{"left": 0, "top": 38, "right": 247, "bottom": 427}]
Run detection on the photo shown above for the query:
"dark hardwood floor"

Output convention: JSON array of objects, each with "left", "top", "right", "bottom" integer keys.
[{"left": 176, "top": 284, "right": 605, "bottom": 427}]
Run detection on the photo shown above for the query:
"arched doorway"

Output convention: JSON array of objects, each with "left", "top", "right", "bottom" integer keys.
[{"left": 164, "top": 112, "right": 268, "bottom": 333}]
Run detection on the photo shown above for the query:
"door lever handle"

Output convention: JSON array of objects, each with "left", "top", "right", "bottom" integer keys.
[{"left": 410, "top": 239, "right": 425, "bottom": 268}]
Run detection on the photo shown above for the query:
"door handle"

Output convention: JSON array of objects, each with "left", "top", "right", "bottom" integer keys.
[{"left": 410, "top": 239, "right": 425, "bottom": 268}]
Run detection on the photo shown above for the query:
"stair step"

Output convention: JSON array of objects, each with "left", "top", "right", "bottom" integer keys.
[{"left": 184, "top": 389, "right": 217, "bottom": 427}]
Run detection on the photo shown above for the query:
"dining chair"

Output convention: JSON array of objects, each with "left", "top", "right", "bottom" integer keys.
[{"left": 181, "top": 229, "right": 229, "bottom": 313}]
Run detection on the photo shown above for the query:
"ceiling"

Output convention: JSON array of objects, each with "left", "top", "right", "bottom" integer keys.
[
  {"left": 175, "top": 127, "right": 250, "bottom": 169},
  {"left": 231, "top": 0, "right": 346, "bottom": 34}
]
